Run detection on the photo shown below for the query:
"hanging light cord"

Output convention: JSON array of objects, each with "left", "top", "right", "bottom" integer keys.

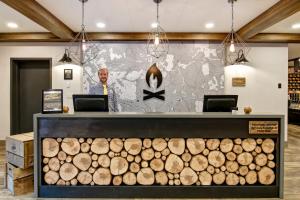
[
  {"left": 156, "top": 1, "right": 159, "bottom": 25},
  {"left": 156, "top": 0, "right": 160, "bottom": 34},
  {"left": 81, "top": 0, "right": 85, "bottom": 30},
  {"left": 231, "top": 0, "right": 234, "bottom": 41}
]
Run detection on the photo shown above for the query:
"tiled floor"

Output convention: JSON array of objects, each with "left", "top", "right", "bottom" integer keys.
[{"left": 0, "top": 125, "right": 299, "bottom": 199}]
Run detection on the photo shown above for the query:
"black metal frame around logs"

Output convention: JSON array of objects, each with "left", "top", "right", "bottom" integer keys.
[{"left": 34, "top": 115, "right": 283, "bottom": 198}]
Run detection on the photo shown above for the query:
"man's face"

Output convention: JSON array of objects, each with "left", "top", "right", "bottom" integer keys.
[{"left": 98, "top": 69, "right": 108, "bottom": 84}]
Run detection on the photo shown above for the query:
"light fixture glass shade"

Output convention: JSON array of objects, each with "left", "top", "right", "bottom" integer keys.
[
  {"left": 68, "top": 27, "right": 99, "bottom": 65},
  {"left": 217, "top": 0, "right": 250, "bottom": 65},
  {"left": 66, "top": 0, "right": 99, "bottom": 66},
  {"left": 59, "top": 49, "right": 72, "bottom": 63},
  {"left": 217, "top": 32, "right": 250, "bottom": 65},
  {"left": 146, "top": 0, "right": 169, "bottom": 59},
  {"left": 147, "top": 25, "right": 169, "bottom": 59}
]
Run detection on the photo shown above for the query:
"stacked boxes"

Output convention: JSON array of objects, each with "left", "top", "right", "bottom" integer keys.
[{"left": 6, "top": 132, "right": 34, "bottom": 195}]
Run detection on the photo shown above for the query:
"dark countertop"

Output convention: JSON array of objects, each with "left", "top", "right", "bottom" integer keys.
[{"left": 35, "top": 112, "right": 284, "bottom": 119}]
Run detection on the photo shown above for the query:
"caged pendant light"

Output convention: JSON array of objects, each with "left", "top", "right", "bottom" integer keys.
[
  {"left": 146, "top": 0, "right": 169, "bottom": 59},
  {"left": 67, "top": 0, "right": 99, "bottom": 65},
  {"left": 217, "top": 0, "right": 250, "bottom": 65}
]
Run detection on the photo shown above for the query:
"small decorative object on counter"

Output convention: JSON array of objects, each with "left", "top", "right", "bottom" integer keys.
[
  {"left": 63, "top": 106, "right": 70, "bottom": 113},
  {"left": 244, "top": 106, "right": 252, "bottom": 114},
  {"left": 42, "top": 89, "right": 63, "bottom": 114}
]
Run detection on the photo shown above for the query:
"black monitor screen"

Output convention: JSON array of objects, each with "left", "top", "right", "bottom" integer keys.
[
  {"left": 73, "top": 95, "right": 109, "bottom": 112},
  {"left": 203, "top": 95, "right": 238, "bottom": 112}
]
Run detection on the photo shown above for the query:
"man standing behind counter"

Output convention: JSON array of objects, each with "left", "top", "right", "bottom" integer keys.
[{"left": 89, "top": 66, "right": 119, "bottom": 112}]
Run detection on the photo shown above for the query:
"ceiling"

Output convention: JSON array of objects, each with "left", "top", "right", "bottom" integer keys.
[
  {"left": 264, "top": 12, "right": 300, "bottom": 33},
  {"left": 0, "top": 0, "right": 281, "bottom": 33},
  {"left": 0, "top": 2, "right": 47, "bottom": 32}
]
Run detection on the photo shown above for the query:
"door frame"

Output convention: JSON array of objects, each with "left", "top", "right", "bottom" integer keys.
[{"left": 10, "top": 58, "right": 52, "bottom": 135}]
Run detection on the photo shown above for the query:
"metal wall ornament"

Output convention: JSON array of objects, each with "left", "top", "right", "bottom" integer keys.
[
  {"left": 68, "top": 0, "right": 99, "bottom": 66},
  {"left": 235, "top": 49, "right": 249, "bottom": 64},
  {"left": 59, "top": 49, "right": 72, "bottom": 63},
  {"left": 146, "top": 0, "right": 169, "bottom": 59},
  {"left": 217, "top": 0, "right": 250, "bottom": 66}
]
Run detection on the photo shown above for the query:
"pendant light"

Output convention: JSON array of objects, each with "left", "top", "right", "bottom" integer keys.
[
  {"left": 146, "top": 0, "right": 169, "bottom": 59},
  {"left": 217, "top": 0, "right": 250, "bottom": 65},
  {"left": 68, "top": 0, "right": 99, "bottom": 65}
]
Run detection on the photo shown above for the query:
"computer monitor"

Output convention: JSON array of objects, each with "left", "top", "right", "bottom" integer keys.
[
  {"left": 203, "top": 95, "right": 238, "bottom": 112},
  {"left": 73, "top": 95, "right": 109, "bottom": 112}
]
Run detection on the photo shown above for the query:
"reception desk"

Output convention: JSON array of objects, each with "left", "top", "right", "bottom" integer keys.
[{"left": 34, "top": 112, "right": 284, "bottom": 198}]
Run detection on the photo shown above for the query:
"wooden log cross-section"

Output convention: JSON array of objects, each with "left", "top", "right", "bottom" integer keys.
[{"left": 42, "top": 137, "right": 277, "bottom": 186}]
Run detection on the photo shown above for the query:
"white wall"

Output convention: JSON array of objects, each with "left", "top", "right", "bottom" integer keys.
[
  {"left": 288, "top": 43, "right": 300, "bottom": 59},
  {"left": 0, "top": 43, "right": 82, "bottom": 140},
  {"left": 225, "top": 44, "right": 288, "bottom": 140},
  {"left": 0, "top": 43, "right": 288, "bottom": 140}
]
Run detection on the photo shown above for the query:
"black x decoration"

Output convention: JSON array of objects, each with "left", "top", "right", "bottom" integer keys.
[{"left": 143, "top": 89, "right": 165, "bottom": 101}]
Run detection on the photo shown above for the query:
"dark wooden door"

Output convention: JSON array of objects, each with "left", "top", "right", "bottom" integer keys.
[{"left": 11, "top": 59, "right": 51, "bottom": 135}]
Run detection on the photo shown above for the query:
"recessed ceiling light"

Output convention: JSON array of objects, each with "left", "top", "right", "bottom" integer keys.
[
  {"left": 151, "top": 22, "right": 158, "bottom": 28},
  {"left": 205, "top": 22, "right": 215, "bottom": 29},
  {"left": 96, "top": 22, "right": 106, "bottom": 28},
  {"left": 292, "top": 23, "right": 300, "bottom": 29},
  {"left": 7, "top": 22, "right": 18, "bottom": 29}
]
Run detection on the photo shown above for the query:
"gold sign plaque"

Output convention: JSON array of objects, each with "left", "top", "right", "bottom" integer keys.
[
  {"left": 232, "top": 77, "right": 246, "bottom": 87},
  {"left": 249, "top": 121, "right": 279, "bottom": 134}
]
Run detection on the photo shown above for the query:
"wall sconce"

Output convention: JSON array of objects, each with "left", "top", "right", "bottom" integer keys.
[
  {"left": 235, "top": 49, "right": 249, "bottom": 64},
  {"left": 59, "top": 49, "right": 72, "bottom": 63}
]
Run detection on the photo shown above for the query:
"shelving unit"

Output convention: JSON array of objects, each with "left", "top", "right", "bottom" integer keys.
[
  {"left": 288, "top": 64, "right": 300, "bottom": 124},
  {"left": 288, "top": 73, "right": 300, "bottom": 91}
]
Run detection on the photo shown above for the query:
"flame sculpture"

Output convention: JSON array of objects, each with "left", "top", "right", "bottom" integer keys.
[
  {"left": 143, "top": 63, "right": 165, "bottom": 101},
  {"left": 146, "top": 63, "right": 163, "bottom": 89}
]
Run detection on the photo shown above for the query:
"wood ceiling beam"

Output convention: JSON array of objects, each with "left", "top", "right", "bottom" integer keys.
[
  {"left": 1, "top": 32, "right": 300, "bottom": 43},
  {"left": 249, "top": 33, "right": 300, "bottom": 43},
  {"left": 0, "top": 0, "right": 74, "bottom": 39},
  {"left": 0, "top": 33, "right": 66, "bottom": 42},
  {"left": 238, "top": 0, "right": 300, "bottom": 40},
  {"left": 87, "top": 32, "right": 227, "bottom": 41},
  {"left": 0, "top": 32, "right": 227, "bottom": 42}
]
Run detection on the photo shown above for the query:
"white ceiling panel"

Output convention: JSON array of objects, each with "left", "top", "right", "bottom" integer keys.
[
  {"left": 0, "top": 2, "right": 48, "bottom": 32},
  {"left": 264, "top": 12, "right": 300, "bottom": 33},
  {"left": 36, "top": 0, "right": 279, "bottom": 32}
]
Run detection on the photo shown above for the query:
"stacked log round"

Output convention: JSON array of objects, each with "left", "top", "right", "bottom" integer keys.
[
  {"left": 48, "top": 157, "right": 60, "bottom": 171},
  {"left": 61, "top": 138, "right": 80, "bottom": 155},
  {"left": 180, "top": 167, "right": 197, "bottom": 185},
  {"left": 77, "top": 171, "right": 92, "bottom": 185},
  {"left": 110, "top": 138, "right": 123, "bottom": 153},
  {"left": 93, "top": 168, "right": 111, "bottom": 185},
  {"left": 42, "top": 137, "right": 276, "bottom": 186},
  {"left": 186, "top": 138, "right": 205, "bottom": 155},
  {"left": 113, "top": 176, "right": 122, "bottom": 185},
  {"left": 44, "top": 170, "right": 59, "bottom": 185},
  {"left": 155, "top": 171, "right": 168, "bottom": 185},
  {"left": 123, "top": 172, "right": 136, "bottom": 185},
  {"left": 137, "top": 168, "right": 155, "bottom": 185},
  {"left": 91, "top": 138, "right": 109, "bottom": 154}
]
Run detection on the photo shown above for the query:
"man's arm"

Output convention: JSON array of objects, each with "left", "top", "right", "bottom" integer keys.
[{"left": 89, "top": 85, "right": 96, "bottom": 94}]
